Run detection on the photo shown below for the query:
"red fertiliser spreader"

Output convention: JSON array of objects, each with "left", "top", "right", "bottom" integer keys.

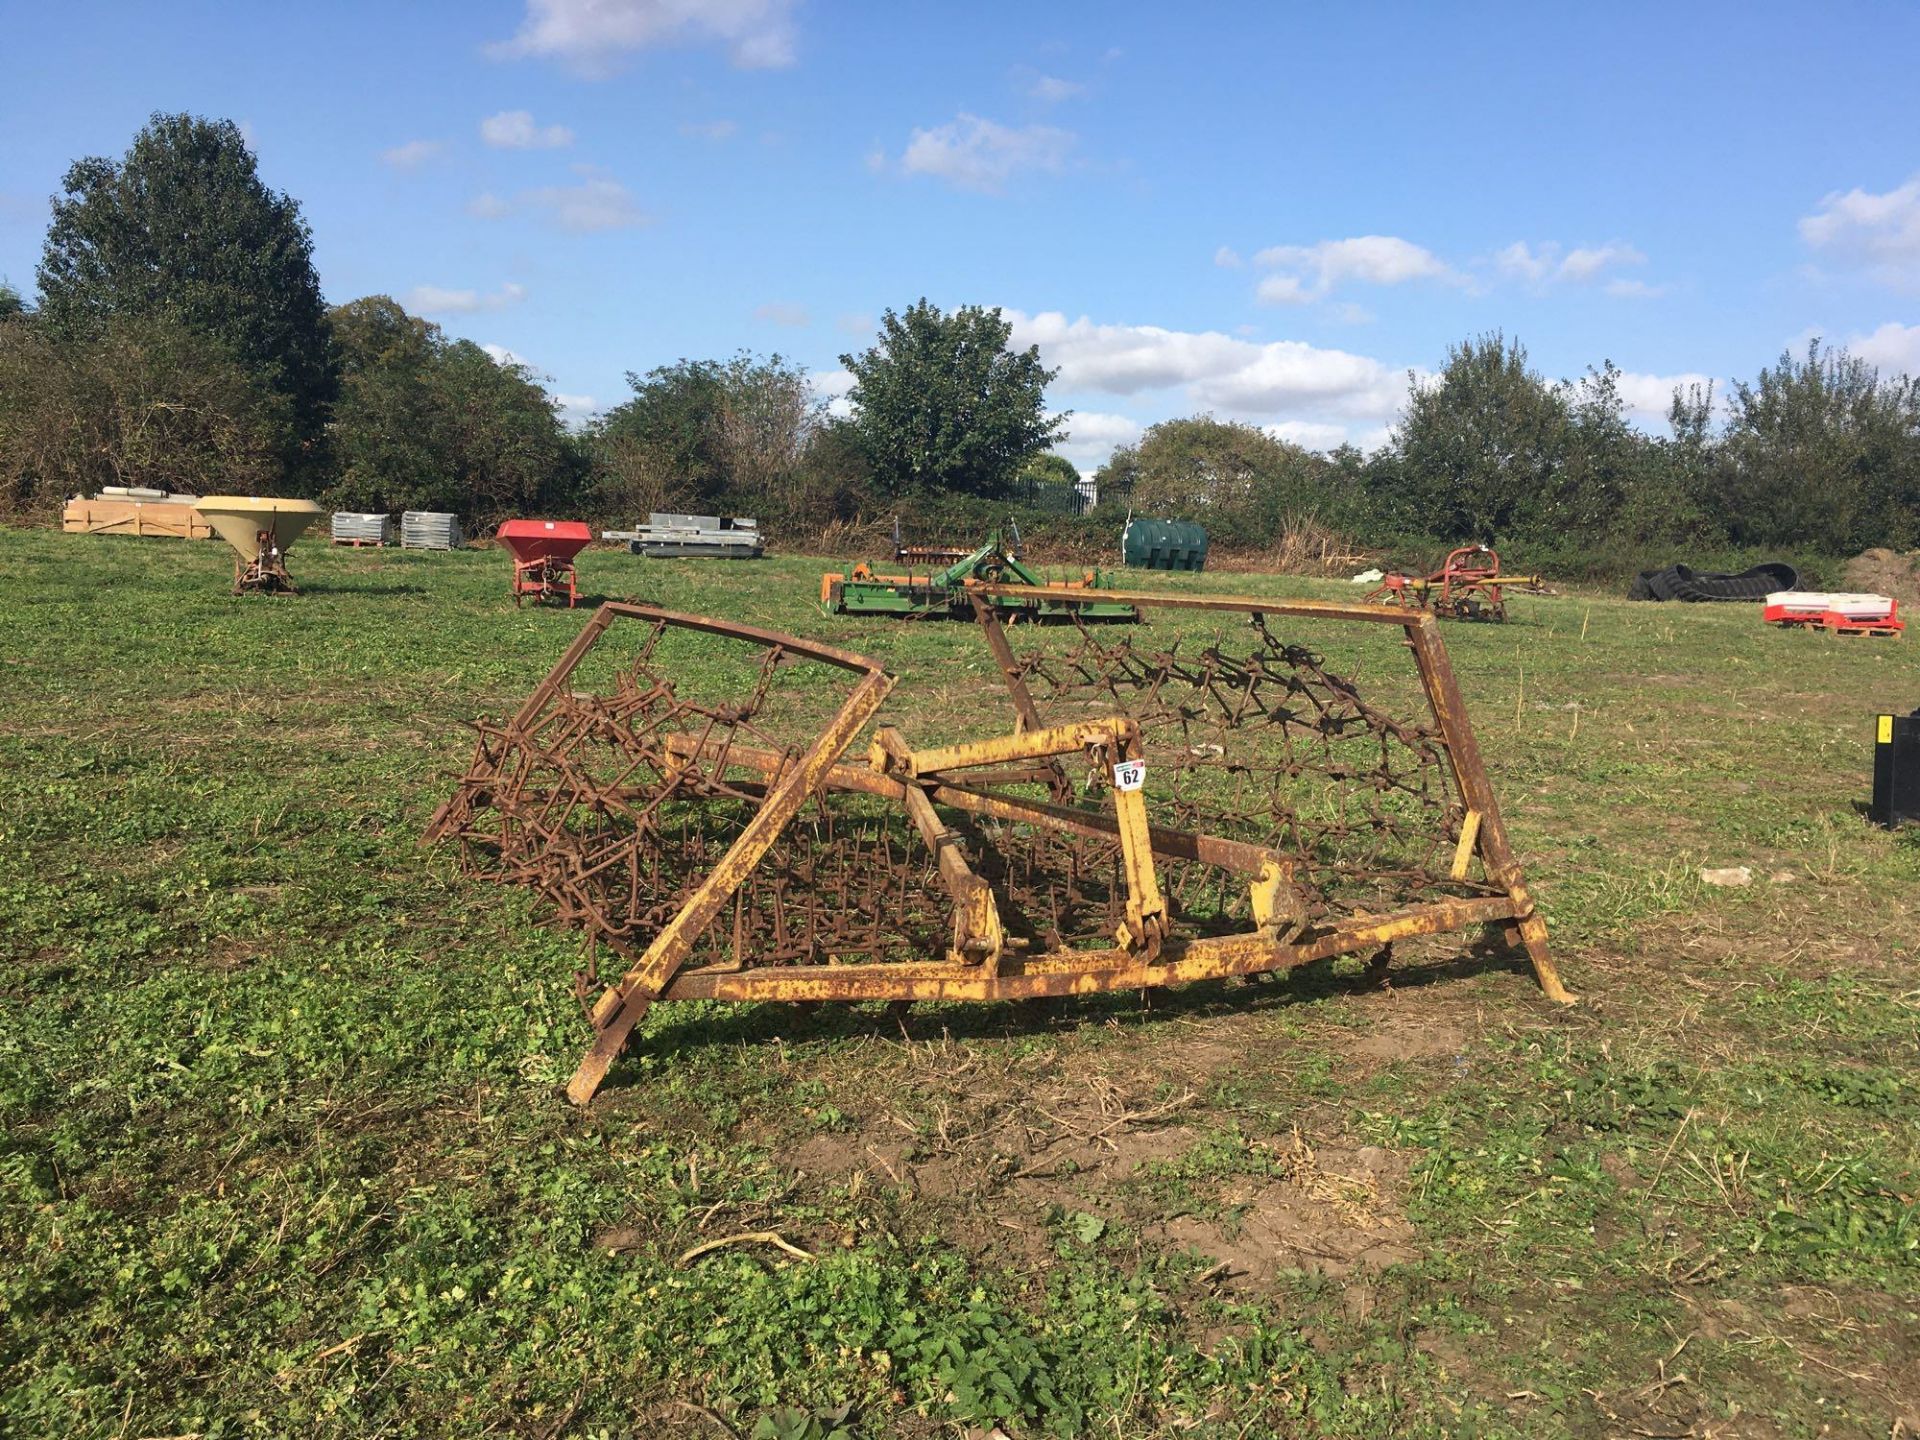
[{"left": 497, "top": 519, "right": 592, "bottom": 608}]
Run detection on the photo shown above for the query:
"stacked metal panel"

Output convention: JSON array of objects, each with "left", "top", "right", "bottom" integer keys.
[
  {"left": 331, "top": 512, "right": 394, "bottom": 546},
  {"left": 400, "top": 512, "right": 464, "bottom": 551},
  {"left": 601, "top": 513, "right": 763, "bottom": 559}
]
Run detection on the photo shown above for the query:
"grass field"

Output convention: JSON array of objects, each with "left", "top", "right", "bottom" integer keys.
[{"left": 2, "top": 529, "right": 1916, "bottom": 1439}]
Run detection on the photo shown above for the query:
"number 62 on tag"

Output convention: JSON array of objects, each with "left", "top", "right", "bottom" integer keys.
[{"left": 1112, "top": 759, "right": 1147, "bottom": 792}]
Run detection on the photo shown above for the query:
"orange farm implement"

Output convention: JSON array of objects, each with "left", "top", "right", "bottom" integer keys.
[
  {"left": 426, "top": 583, "right": 1573, "bottom": 1104},
  {"left": 1368, "top": 545, "right": 1544, "bottom": 622},
  {"left": 497, "top": 519, "right": 592, "bottom": 608}
]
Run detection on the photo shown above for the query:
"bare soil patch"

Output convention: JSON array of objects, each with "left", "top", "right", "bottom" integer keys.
[{"left": 1157, "top": 1138, "right": 1419, "bottom": 1285}]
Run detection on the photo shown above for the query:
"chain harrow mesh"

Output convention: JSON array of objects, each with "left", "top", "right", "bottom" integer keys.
[
  {"left": 433, "top": 622, "right": 949, "bottom": 1008},
  {"left": 987, "top": 612, "right": 1492, "bottom": 922},
  {"left": 425, "top": 599, "right": 1568, "bottom": 1105},
  {"left": 434, "top": 606, "right": 1495, "bottom": 998}
]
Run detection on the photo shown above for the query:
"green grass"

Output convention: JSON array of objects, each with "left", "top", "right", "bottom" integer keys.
[{"left": 2, "top": 530, "right": 1916, "bottom": 1438}]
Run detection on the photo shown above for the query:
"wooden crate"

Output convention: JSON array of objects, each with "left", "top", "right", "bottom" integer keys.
[{"left": 61, "top": 499, "right": 216, "bottom": 540}]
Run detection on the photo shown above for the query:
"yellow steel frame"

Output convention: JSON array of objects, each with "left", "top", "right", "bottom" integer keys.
[{"left": 427, "top": 593, "right": 1574, "bottom": 1106}]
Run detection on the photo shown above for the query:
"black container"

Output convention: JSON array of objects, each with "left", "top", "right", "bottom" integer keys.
[{"left": 1871, "top": 710, "right": 1920, "bottom": 828}]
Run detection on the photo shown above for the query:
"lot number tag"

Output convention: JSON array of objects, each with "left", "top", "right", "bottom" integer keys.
[{"left": 1112, "top": 759, "right": 1147, "bottom": 792}]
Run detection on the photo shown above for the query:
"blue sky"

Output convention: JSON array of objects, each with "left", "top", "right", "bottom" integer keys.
[{"left": 3, "top": 0, "right": 1918, "bottom": 468}]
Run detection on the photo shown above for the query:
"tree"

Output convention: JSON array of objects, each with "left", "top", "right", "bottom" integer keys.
[
  {"left": 0, "top": 312, "right": 289, "bottom": 517},
  {"left": 325, "top": 297, "right": 454, "bottom": 515},
  {"left": 590, "top": 352, "right": 828, "bottom": 523},
  {"left": 1717, "top": 340, "right": 1920, "bottom": 553},
  {"left": 1018, "top": 452, "right": 1081, "bottom": 488},
  {"left": 1547, "top": 363, "right": 1657, "bottom": 539},
  {"left": 711, "top": 354, "right": 824, "bottom": 515},
  {"left": 432, "top": 340, "right": 578, "bottom": 520},
  {"left": 840, "top": 300, "right": 1064, "bottom": 498},
  {"left": 36, "top": 113, "right": 335, "bottom": 483},
  {"left": 1389, "top": 333, "right": 1571, "bottom": 541},
  {"left": 0, "top": 280, "right": 23, "bottom": 319},
  {"left": 324, "top": 295, "right": 576, "bottom": 520},
  {"left": 330, "top": 295, "right": 437, "bottom": 377},
  {"left": 596, "top": 358, "right": 732, "bottom": 507},
  {"left": 1109, "top": 416, "right": 1328, "bottom": 542}
]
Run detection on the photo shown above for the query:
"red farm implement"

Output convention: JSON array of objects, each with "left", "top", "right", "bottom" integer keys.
[
  {"left": 497, "top": 520, "right": 592, "bottom": 608},
  {"left": 1369, "top": 545, "right": 1544, "bottom": 623},
  {"left": 1763, "top": 593, "right": 1904, "bottom": 639}
]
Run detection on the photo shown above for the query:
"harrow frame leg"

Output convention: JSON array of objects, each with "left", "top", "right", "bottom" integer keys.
[
  {"left": 1404, "top": 613, "right": 1576, "bottom": 1006},
  {"left": 564, "top": 666, "right": 895, "bottom": 1104}
]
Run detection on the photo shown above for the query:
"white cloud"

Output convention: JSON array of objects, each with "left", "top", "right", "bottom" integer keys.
[
  {"left": 1002, "top": 309, "right": 1408, "bottom": 422},
  {"left": 1558, "top": 243, "right": 1644, "bottom": 282},
  {"left": 481, "top": 343, "right": 531, "bottom": 367},
  {"left": 1024, "top": 72, "right": 1085, "bottom": 102},
  {"left": 1213, "top": 246, "right": 1243, "bottom": 269},
  {"left": 1494, "top": 241, "right": 1550, "bottom": 285},
  {"left": 471, "top": 165, "right": 649, "bottom": 231},
  {"left": 809, "top": 368, "right": 855, "bottom": 417},
  {"left": 554, "top": 392, "right": 600, "bottom": 423},
  {"left": 1849, "top": 321, "right": 1920, "bottom": 377},
  {"left": 480, "top": 109, "right": 574, "bottom": 150},
  {"left": 1052, "top": 410, "right": 1144, "bottom": 470},
  {"left": 1613, "top": 370, "right": 1713, "bottom": 428},
  {"left": 382, "top": 139, "right": 446, "bottom": 171},
  {"left": 1498, "top": 240, "right": 1646, "bottom": 289},
  {"left": 896, "top": 114, "right": 1074, "bottom": 193},
  {"left": 1251, "top": 236, "right": 1462, "bottom": 304},
  {"left": 752, "top": 301, "right": 810, "bottom": 326},
  {"left": 407, "top": 282, "right": 528, "bottom": 315},
  {"left": 1799, "top": 174, "right": 1920, "bottom": 290},
  {"left": 1254, "top": 273, "right": 1314, "bottom": 305},
  {"left": 679, "top": 119, "right": 739, "bottom": 141},
  {"left": 1263, "top": 420, "right": 1351, "bottom": 451},
  {"left": 490, "top": 0, "right": 798, "bottom": 74}
]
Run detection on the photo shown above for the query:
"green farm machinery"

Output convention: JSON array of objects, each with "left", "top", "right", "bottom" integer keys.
[{"left": 821, "top": 528, "right": 1138, "bottom": 621}]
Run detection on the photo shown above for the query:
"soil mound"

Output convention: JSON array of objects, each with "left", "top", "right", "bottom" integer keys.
[{"left": 1841, "top": 548, "right": 1920, "bottom": 609}]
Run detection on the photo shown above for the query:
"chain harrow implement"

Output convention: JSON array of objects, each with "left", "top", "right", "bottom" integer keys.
[{"left": 425, "top": 585, "right": 1573, "bottom": 1104}]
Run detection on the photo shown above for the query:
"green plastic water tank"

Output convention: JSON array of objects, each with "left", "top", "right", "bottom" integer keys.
[{"left": 1121, "top": 518, "right": 1209, "bottom": 571}]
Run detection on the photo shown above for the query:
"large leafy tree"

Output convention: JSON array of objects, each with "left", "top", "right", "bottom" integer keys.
[
  {"left": 433, "top": 339, "right": 580, "bottom": 520},
  {"left": 591, "top": 352, "right": 826, "bottom": 521},
  {"left": 840, "top": 300, "right": 1065, "bottom": 498},
  {"left": 1108, "top": 416, "right": 1327, "bottom": 538},
  {"left": 325, "top": 297, "right": 454, "bottom": 514},
  {"left": 324, "top": 295, "right": 576, "bottom": 520},
  {"left": 1718, "top": 340, "right": 1920, "bottom": 552},
  {"left": 1389, "top": 333, "right": 1571, "bottom": 541},
  {"left": 0, "top": 312, "right": 289, "bottom": 516},
  {"left": 36, "top": 113, "right": 335, "bottom": 481}
]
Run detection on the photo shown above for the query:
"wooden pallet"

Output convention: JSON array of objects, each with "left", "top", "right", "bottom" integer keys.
[
  {"left": 61, "top": 499, "right": 214, "bottom": 540},
  {"left": 1769, "top": 616, "right": 1904, "bottom": 639}
]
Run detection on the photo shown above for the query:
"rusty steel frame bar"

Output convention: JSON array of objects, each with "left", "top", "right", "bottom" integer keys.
[
  {"left": 433, "top": 589, "right": 1570, "bottom": 1106},
  {"left": 660, "top": 895, "right": 1523, "bottom": 1003},
  {"left": 969, "top": 580, "right": 1420, "bottom": 625},
  {"left": 659, "top": 732, "right": 1290, "bottom": 876},
  {"left": 872, "top": 726, "right": 1006, "bottom": 969},
  {"left": 1403, "top": 613, "right": 1574, "bottom": 1002},
  {"left": 565, "top": 668, "right": 894, "bottom": 1102}
]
